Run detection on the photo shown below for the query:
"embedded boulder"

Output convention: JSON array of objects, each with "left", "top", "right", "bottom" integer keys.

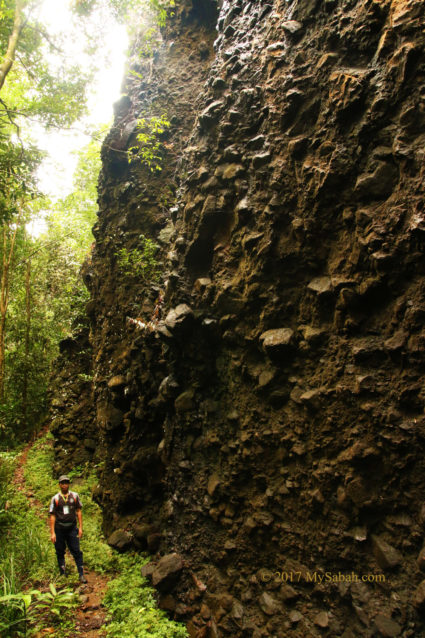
[
  {"left": 260, "top": 328, "right": 295, "bottom": 354},
  {"left": 164, "top": 304, "right": 194, "bottom": 332},
  {"left": 107, "top": 529, "right": 133, "bottom": 552},
  {"left": 152, "top": 553, "right": 184, "bottom": 592}
]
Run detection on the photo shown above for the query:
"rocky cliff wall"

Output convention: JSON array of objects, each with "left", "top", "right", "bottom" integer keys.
[
  {"left": 48, "top": 323, "right": 96, "bottom": 473},
  {"left": 51, "top": 0, "right": 425, "bottom": 636}
]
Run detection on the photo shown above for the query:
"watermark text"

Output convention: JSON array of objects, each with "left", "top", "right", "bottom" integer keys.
[{"left": 261, "top": 570, "right": 385, "bottom": 584}]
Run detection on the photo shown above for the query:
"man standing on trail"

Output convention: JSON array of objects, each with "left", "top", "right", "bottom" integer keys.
[{"left": 49, "top": 475, "right": 87, "bottom": 583}]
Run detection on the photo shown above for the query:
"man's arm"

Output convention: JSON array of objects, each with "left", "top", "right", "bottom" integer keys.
[
  {"left": 77, "top": 508, "right": 83, "bottom": 538},
  {"left": 49, "top": 514, "right": 56, "bottom": 543}
]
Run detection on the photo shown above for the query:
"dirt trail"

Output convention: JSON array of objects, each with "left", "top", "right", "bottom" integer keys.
[
  {"left": 74, "top": 571, "right": 108, "bottom": 636},
  {"left": 12, "top": 430, "right": 109, "bottom": 636}
]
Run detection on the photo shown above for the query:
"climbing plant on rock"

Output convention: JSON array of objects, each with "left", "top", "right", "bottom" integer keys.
[
  {"left": 115, "top": 234, "right": 160, "bottom": 280},
  {"left": 128, "top": 113, "right": 171, "bottom": 172}
]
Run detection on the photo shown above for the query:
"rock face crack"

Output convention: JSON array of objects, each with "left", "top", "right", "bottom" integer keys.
[{"left": 49, "top": 0, "right": 425, "bottom": 635}]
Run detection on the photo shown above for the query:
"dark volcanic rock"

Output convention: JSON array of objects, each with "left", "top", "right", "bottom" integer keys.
[
  {"left": 414, "top": 581, "right": 425, "bottom": 611},
  {"left": 374, "top": 613, "right": 402, "bottom": 637},
  {"left": 107, "top": 529, "right": 133, "bottom": 552},
  {"left": 48, "top": 0, "right": 425, "bottom": 635},
  {"left": 260, "top": 328, "right": 295, "bottom": 353},
  {"left": 152, "top": 553, "right": 183, "bottom": 591},
  {"left": 371, "top": 535, "right": 402, "bottom": 570}
]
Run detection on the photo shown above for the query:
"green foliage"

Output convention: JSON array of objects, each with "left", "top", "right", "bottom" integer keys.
[
  {"left": 103, "top": 555, "right": 188, "bottom": 638},
  {"left": 0, "top": 0, "right": 177, "bottom": 445},
  {"left": 148, "top": 0, "right": 176, "bottom": 28},
  {"left": 0, "top": 142, "right": 43, "bottom": 223},
  {"left": 77, "top": 373, "right": 93, "bottom": 383},
  {"left": 115, "top": 234, "right": 159, "bottom": 280},
  {"left": 128, "top": 1, "right": 176, "bottom": 64},
  {"left": 0, "top": 0, "right": 94, "bottom": 226},
  {"left": 136, "top": 25, "right": 161, "bottom": 58},
  {"left": 43, "top": 135, "right": 101, "bottom": 266},
  {"left": 158, "top": 185, "right": 175, "bottom": 210},
  {"left": 74, "top": 0, "right": 176, "bottom": 27},
  {"left": 0, "top": 585, "right": 78, "bottom": 636},
  {"left": 1, "top": 434, "right": 188, "bottom": 636},
  {"left": 0, "top": 452, "right": 13, "bottom": 527},
  {"left": 0, "top": 0, "right": 103, "bottom": 444},
  {"left": 3, "top": 63, "right": 89, "bottom": 128},
  {"left": 22, "top": 433, "right": 56, "bottom": 503},
  {"left": 0, "top": 138, "right": 100, "bottom": 444},
  {"left": 0, "top": 0, "right": 91, "bottom": 120},
  {"left": 0, "top": 444, "right": 78, "bottom": 637},
  {"left": 0, "top": 489, "right": 57, "bottom": 587},
  {"left": 129, "top": 113, "right": 171, "bottom": 172}
]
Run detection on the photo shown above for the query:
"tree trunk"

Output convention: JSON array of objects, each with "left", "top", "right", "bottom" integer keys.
[
  {"left": 0, "top": 1, "right": 25, "bottom": 93},
  {"left": 0, "top": 220, "right": 20, "bottom": 400}
]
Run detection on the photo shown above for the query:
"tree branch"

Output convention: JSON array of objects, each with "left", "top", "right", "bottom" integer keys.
[
  {"left": 25, "top": 22, "right": 64, "bottom": 55},
  {"left": 15, "top": 52, "right": 37, "bottom": 80},
  {"left": 0, "top": 99, "right": 21, "bottom": 136}
]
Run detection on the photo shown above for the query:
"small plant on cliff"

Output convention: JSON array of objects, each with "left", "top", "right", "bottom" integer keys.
[
  {"left": 134, "top": 1, "right": 177, "bottom": 58},
  {"left": 128, "top": 114, "right": 171, "bottom": 172},
  {"left": 115, "top": 235, "right": 160, "bottom": 281},
  {"left": 137, "top": 25, "right": 162, "bottom": 58},
  {"left": 149, "top": 0, "right": 176, "bottom": 27}
]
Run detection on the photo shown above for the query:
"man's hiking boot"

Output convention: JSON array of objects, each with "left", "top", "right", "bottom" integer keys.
[{"left": 79, "top": 574, "right": 88, "bottom": 584}]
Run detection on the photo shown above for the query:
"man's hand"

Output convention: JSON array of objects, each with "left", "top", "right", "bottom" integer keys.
[
  {"left": 77, "top": 509, "right": 83, "bottom": 538},
  {"left": 50, "top": 515, "right": 56, "bottom": 543}
]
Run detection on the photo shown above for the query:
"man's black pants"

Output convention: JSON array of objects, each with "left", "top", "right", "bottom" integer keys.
[{"left": 54, "top": 524, "right": 83, "bottom": 575}]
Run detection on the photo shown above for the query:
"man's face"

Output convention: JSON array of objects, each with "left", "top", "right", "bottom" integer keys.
[{"left": 59, "top": 481, "right": 70, "bottom": 493}]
